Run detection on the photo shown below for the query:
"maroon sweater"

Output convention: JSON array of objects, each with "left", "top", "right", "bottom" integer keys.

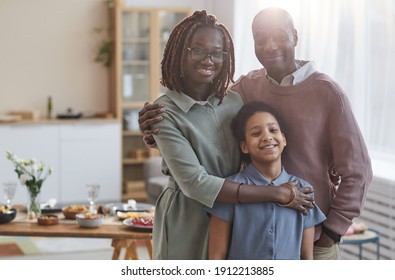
[{"left": 231, "top": 68, "right": 372, "bottom": 238}]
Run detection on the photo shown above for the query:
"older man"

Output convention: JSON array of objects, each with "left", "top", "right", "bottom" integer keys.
[{"left": 231, "top": 7, "right": 372, "bottom": 259}]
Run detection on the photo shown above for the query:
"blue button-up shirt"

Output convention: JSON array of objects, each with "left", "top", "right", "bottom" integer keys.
[{"left": 207, "top": 164, "right": 326, "bottom": 260}]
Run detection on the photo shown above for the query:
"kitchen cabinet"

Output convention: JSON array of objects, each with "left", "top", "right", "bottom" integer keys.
[
  {"left": 0, "top": 125, "right": 59, "bottom": 203},
  {"left": 58, "top": 123, "right": 121, "bottom": 203},
  {"left": 112, "top": 1, "right": 190, "bottom": 201},
  {"left": 0, "top": 121, "right": 121, "bottom": 206}
]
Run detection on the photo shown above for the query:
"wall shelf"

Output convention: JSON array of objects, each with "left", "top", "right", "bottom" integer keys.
[{"left": 112, "top": 1, "right": 190, "bottom": 201}]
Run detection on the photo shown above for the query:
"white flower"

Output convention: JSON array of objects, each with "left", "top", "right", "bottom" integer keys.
[
  {"left": 37, "top": 163, "right": 44, "bottom": 172},
  {"left": 6, "top": 151, "right": 53, "bottom": 194},
  {"left": 19, "top": 174, "right": 29, "bottom": 185}
]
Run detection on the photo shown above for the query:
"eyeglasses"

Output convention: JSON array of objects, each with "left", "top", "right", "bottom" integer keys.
[{"left": 187, "top": 48, "right": 227, "bottom": 64}]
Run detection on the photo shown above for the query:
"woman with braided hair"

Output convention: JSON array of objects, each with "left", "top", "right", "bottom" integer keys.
[{"left": 150, "top": 10, "right": 314, "bottom": 259}]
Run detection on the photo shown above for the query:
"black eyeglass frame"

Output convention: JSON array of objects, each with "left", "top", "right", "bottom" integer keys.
[{"left": 186, "top": 47, "right": 228, "bottom": 64}]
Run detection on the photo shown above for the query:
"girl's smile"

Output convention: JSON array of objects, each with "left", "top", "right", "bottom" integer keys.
[{"left": 240, "top": 111, "right": 286, "bottom": 177}]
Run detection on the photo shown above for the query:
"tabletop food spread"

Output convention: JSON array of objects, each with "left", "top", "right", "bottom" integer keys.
[
  {"left": 0, "top": 202, "right": 155, "bottom": 260},
  {"left": 0, "top": 202, "right": 155, "bottom": 232}
]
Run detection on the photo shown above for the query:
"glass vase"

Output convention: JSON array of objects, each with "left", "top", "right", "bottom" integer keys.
[{"left": 27, "top": 188, "right": 41, "bottom": 220}]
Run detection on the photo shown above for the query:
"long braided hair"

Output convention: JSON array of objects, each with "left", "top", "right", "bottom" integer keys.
[{"left": 160, "top": 10, "right": 235, "bottom": 104}]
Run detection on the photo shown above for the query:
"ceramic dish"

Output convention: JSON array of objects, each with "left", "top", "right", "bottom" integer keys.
[
  {"left": 117, "top": 211, "right": 153, "bottom": 221},
  {"left": 41, "top": 206, "right": 63, "bottom": 214},
  {"left": 76, "top": 213, "right": 104, "bottom": 228},
  {"left": 20, "top": 204, "right": 63, "bottom": 214},
  {"left": 105, "top": 202, "right": 154, "bottom": 215},
  {"left": 37, "top": 215, "right": 59, "bottom": 226},
  {"left": 0, "top": 207, "right": 17, "bottom": 224},
  {"left": 123, "top": 217, "right": 153, "bottom": 232}
]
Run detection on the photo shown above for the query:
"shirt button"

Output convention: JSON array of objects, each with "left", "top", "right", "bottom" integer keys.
[{"left": 269, "top": 228, "right": 273, "bottom": 234}]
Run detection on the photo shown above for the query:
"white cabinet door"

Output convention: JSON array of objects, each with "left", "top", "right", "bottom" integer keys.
[
  {"left": 59, "top": 123, "right": 121, "bottom": 204},
  {"left": 0, "top": 125, "right": 59, "bottom": 205}
]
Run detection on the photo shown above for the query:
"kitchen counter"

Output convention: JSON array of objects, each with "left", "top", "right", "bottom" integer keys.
[
  {"left": 0, "top": 120, "right": 122, "bottom": 204},
  {"left": 0, "top": 117, "right": 120, "bottom": 126}
]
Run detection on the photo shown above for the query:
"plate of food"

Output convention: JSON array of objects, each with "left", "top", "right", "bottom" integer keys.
[
  {"left": 105, "top": 201, "right": 154, "bottom": 215},
  {"left": 41, "top": 205, "right": 63, "bottom": 214},
  {"left": 123, "top": 216, "right": 154, "bottom": 232},
  {"left": 117, "top": 210, "right": 153, "bottom": 221}
]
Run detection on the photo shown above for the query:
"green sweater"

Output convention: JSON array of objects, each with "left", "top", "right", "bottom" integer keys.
[{"left": 152, "top": 89, "right": 243, "bottom": 259}]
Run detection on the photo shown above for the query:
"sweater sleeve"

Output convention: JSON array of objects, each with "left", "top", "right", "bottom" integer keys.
[
  {"left": 152, "top": 114, "right": 225, "bottom": 208},
  {"left": 150, "top": 92, "right": 243, "bottom": 208},
  {"left": 324, "top": 85, "right": 373, "bottom": 236}
]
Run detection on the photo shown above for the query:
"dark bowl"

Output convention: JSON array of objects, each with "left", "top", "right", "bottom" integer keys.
[{"left": 0, "top": 208, "right": 17, "bottom": 224}]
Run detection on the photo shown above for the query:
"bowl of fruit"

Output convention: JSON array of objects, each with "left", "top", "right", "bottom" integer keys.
[
  {"left": 76, "top": 212, "right": 104, "bottom": 228},
  {"left": 0, "top": 205, "right": 17, "bottom": 224}
]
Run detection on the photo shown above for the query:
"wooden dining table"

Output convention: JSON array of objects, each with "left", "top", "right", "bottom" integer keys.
[{"left": 0, "top": 208, "right": 152, "bottom": 260}]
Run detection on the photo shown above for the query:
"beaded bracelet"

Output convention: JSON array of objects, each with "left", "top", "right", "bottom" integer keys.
[{"left": 276, "top": 183, "right": 296, "bottom": 207}]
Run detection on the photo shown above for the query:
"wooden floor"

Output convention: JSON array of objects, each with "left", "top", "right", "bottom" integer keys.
[
  {"left": 0, "top": 237, "right": 150, "bottom": 260},
  {"left": 0, "top": 243, "right": 24, "bottom": 257}
]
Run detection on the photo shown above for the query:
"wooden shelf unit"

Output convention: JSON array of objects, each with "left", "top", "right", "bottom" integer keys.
[{"left": 112, "top": 1, "right": 190, "bottom": 201}]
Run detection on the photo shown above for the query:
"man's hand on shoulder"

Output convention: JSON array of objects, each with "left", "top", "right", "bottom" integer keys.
[
  {"left": 138, "top": 102, "right": 165, "bottom": 135},
  {"left": 138, "top": 102, "right": 165, "bottom": 148}
]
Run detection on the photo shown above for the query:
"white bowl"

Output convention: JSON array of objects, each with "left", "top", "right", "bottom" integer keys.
[{"left": 76, "top": 213, "right": 104, "bottom": 228}]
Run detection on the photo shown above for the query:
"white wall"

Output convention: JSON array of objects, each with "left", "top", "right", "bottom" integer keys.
[
  {"left": 0, "top": 0, "right": 111, "bottom": 118},
  {"left": 0, "top": 0, "right": 235, "bottom": 118}
]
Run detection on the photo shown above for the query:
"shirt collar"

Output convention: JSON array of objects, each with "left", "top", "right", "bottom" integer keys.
[
  {"left": 165, "top": 89, "right": 217, "bottom": 113},
  {"left": 243, "top": 163, "right": 291, "bottom": 186},
  {"left": 266, "top": 60, "right": 317, "bottom": 86}
]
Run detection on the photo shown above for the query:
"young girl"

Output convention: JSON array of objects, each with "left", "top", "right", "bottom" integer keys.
[{"left": 207, "top": 101, "right": 326, "bottom": 260}]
